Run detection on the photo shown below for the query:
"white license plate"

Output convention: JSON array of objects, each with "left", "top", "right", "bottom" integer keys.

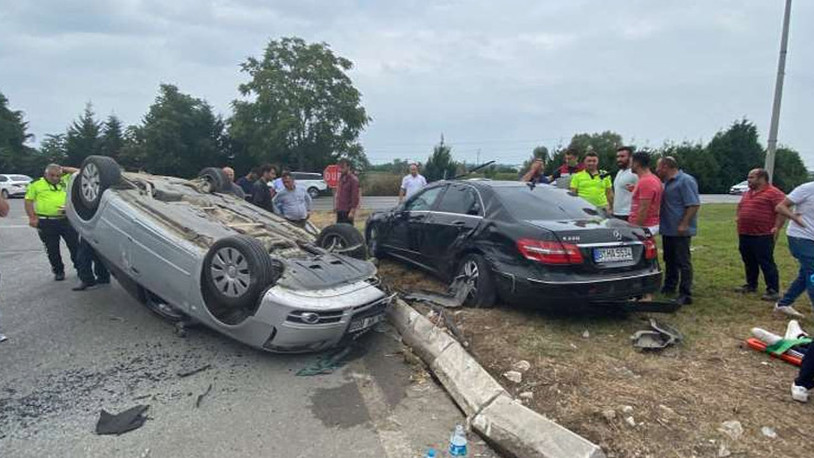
[
  {"left": 593, "top": 246, "right": 633, "bottom": 263},
  {"left": 348, "top": 314, "right": 384, "bottom": 333}
]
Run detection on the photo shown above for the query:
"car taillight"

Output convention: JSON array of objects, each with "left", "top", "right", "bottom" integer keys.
[
  {"left": 643, "top": 238, "right": 657, "bottom": 260},
  {"left": 516, "top": 238, "right": 584, "bottom": 265}
]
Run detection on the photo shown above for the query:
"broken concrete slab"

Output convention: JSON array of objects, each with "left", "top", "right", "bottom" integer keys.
[
  {"left": 473, "top": 394, "right": 606, "bottom": 458},
  {"left": 388, "top": 300, "right": 457, "bottom": 363},
  {"left": 430, "top": 343, "right": 507, "bottom": 417}
]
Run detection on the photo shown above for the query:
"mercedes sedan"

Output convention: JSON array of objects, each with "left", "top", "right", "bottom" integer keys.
[{"left": 365, "top": 180, "right": 661, "bottom": 308}]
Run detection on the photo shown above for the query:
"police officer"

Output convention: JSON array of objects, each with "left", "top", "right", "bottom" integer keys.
[{"left": 24, "top": 163, "right": 80, "bottom": 281}]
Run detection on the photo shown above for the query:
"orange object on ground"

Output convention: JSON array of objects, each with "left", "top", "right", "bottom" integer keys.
[{"left": 745, "top": 338, "right": 803, "bottom": 366}]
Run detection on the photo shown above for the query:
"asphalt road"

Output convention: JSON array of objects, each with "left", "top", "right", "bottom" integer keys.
[
  {"left": 0, "top": 199, "right": 495, "bottom": 458},
  {"left": 312, "top": 194, "right": 741, "bottom": 212}
]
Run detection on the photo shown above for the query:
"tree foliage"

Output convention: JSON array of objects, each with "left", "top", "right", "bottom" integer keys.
[
  {"left": 773, "top": 147, "right": 808, "bottom": 193},
  {"left": 0, "top": 91, "right": 40, "bottom": 174},
  {"left": 567, "top": 131, "right": 623, "bottom": 173},
  {"left": 121, "top": 84, "right": 226, "bottom": 177},
  {"left": 705, "top": 119, "right": 764, "bottom": 193},
  {"left": 229, "top": 37, "right": 370, "bottom": 172},
  {"left": 99, "top": 115, "right": 125, "bottom": 160},
  {"left": 65, "top": 103, "right": 102, "bottom": 166},
  {"left": 424, "top": 140, "right": 458, "bottom": 182}
]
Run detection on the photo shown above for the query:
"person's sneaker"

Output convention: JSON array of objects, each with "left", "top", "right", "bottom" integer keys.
[
  {"left": 774, "top": 303, "right": 805, "bottom": 318},
  {"left": 785, "top": 320, "right": 808, "bottom": 340},
  {"left": 734, "top": 285, "right": 757, "bottom": 294},
  {"left": 761, "top": 291, "right": 781, "bottom": 302},
  {"left": 675, "top": 295, "right": 693, "bottom": 306},
  {"left": 54, "top": 272, "right": 65, "bottom": 281},
  {"left": 791, "top": 384, "right": 809, "bottom": 403},
  {"left": 0, "top": 334, "right": 7, "bottom": 343},
  {"left": 72, "top": 282, "right": 97, "bottom": 291}
]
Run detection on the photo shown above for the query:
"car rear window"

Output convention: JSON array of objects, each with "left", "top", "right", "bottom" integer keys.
[{"left": 494, "top": 185, "right": 601, "bottom": 220}]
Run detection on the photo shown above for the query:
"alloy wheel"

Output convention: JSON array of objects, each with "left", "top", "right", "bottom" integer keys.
[
  {"left": 81, "top": 162, "right": 101, "bottom": 203},
  {"left": 210, "top": 247, "right": 251, "bottom": 297}
]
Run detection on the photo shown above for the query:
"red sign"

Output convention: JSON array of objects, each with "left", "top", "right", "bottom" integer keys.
[{"left": 323, "top": 164, "right": 340, "bottom": 189}]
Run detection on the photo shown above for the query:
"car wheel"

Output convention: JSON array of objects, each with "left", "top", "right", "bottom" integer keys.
[
  {"left": 457, "top": 253, "right": 496, "bottom": 308},
  {"left": 202, "top": 235, "right": 279, "bottom": 310},
  {"left": 317, "top": 223, "right": 367, "bottom": 260},
  {"left": 77, "top": 156, "right": 122, "bottom": 212},
  {"left": 307, "top": 187, "right": 320, "bottom": 199},
  {"left": 198, "top": 167, "right": 229, "bottom": 194},
  {"left": 1, "top": 189, "right": 8, "bottom": 199},
  {"left": 366, "top": 224, "right": 384, "bottom": 259}
]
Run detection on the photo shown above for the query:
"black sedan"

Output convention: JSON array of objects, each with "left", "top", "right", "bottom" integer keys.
[{"left": 365, "top": 180, "right": 661, "bottom": 308}]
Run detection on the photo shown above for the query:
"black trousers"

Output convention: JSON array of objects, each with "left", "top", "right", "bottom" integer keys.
[
  {"left": 37, "top": 218, "right": 78, "bottom": 274},
  {"left": 76, "top": 238, "right": 110, "bottom": 285},
  {"left": 738, "top": 234, "right": 779, "bottom": 293},
  {"left": 797, "top": 346, "right": 814, "bottom": 389},
  {"left": 336, "top": 211, "right": 354, "bottom": 225},
  {"left": 662, "top": 235, "right": 693, "bottom": 296}
]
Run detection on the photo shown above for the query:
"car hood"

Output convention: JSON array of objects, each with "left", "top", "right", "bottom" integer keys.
[{"left": 276, "top": 253, "right": 376, "bottom": 290}]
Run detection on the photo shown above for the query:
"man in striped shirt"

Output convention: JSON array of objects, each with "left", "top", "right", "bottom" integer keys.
[{"left": 734, "top": 168, "right": 786, "bottom": 301}]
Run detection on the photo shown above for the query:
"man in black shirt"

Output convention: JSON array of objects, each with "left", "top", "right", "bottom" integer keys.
[
  {"left": 251, "top": 164, "right": 277, "bottom": 212},
  {"left": 236, "top": 167, "right": 259, "bottom": 199}
]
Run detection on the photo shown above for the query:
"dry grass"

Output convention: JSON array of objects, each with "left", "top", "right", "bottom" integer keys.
[{"left": 314, "top": 205, "right": 814, "bottom": 457}]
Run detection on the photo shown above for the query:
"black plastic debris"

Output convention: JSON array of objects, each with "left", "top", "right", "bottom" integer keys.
[
  {"left": 403, "top": 276, "right": 474, "bottom": 309},
  {"left": 95, "top": 405, "right": 149, "bottom": 435}
]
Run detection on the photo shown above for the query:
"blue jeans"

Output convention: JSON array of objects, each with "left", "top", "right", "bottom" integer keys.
[{"left": 778, "top": 236, "right": 814, "bottom": 309}]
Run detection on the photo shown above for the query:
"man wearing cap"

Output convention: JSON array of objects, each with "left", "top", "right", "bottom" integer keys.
[
  {"left": 24, "top": 164, "right": 80, "bottom": 281},
  {"left": 399, "top": 163, "right": 427, "bottom": 203}
]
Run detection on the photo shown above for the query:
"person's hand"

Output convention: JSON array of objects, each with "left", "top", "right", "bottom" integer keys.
[
  {"left": 29, "top": 217, "right": 39, "bottom": 228},
  {"left": 677, "top": 223, "right": 689, "bottom": 235},
  {"left": 792, "top": 213, "right": 805, "bottom": 227},
  {"left": 625, "top": 183, "right": 635, "bottom": 192}
]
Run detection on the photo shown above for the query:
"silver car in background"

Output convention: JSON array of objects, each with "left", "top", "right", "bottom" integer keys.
[
  {"left": 66, "top": 156, "right": 389, "bottom": 353},
  {"left": 0, "top": 174, "right": 32, "bottom": 198}
]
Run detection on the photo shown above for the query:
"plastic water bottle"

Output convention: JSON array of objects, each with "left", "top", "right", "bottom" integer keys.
[
  {"left": 425, "top": 448, "right": 437, "bottom": 458},
  {"left": 449, "top": 424, "right": 468, "bottom": 456}
]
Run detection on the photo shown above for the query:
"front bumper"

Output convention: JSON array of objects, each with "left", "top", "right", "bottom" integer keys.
[{"left": 496, "top": 270, "right": 662, "bottom": 306}]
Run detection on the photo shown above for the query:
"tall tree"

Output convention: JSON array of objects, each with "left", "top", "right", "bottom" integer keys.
[
  {"left": 660, "top": 142, "right": 719, "bottom": 194},
  {"left": 124, "top": 84, "right": 225, "bottom": 177},
  {"left": 424, "top": 139, "right": 458, "bottom": 182},
  {"left": 0, "top": 91, "right": 36, "bottom": 173},
  {"left": 40, "top": 133, "right": 67, "bottom": 164},
  {"left": 705, "top": 119, "right": 764, "bottom": 193},
  {"left": 65, "top": 103, "right": 102, "bottom": 166},
  {"left": 99, "top": 115, "right": 125, "bottom": 160},
  {"left": 567, "top": 131, "right": 624, "bottom": 174},
  {"left": 229, "top": 37, "right": 370, "bottom": 171},
  {"left": 772, "top": 147, "right": 809, "bottom": 193}
]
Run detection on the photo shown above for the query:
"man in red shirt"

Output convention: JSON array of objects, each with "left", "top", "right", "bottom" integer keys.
[
  {"left": 628, "top": 152, "right": 662, "bottom": 235},
  {"left": 735, "top": 168, "right": 786, "bottom": 301},
  {"left": 334, "top": 158, "right": 360, "bottom": 224}
]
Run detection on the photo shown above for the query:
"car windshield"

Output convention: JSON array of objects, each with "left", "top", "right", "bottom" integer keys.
[{"left": 493, "top": 185, "right": 602, "bottom": 220}]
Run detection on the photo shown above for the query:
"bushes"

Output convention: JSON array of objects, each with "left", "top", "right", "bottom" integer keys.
[{"left": 361, "top": 172, "right": 401, "bottom": 196}]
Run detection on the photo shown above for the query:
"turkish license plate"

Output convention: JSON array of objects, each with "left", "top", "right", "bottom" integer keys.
[
  {"left": 348, "top": 314, "right": 384, "bottom": 333},
  {"left": 593, "top": 246, "right": 633, "bottom": 263}
]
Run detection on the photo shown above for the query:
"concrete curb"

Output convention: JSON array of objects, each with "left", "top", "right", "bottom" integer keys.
[{"left": 388, "top": 299, "right": 606, "bottom": 458}]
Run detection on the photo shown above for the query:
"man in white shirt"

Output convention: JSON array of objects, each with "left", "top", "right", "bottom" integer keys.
[
  {"left": 611, "top": 146, "right": 638, "bottom": 220},
  {"left": 774, "top": 181, "right": 814, "bottom": 318},
  {"left": 399, "top": 163, "right": 427, "bottom": 203}
]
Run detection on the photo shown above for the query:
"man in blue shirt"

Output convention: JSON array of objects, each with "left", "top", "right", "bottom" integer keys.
[
  {"left": 656, "top": 156, "right": 700, "bottom": 305},
  {"left": 273, "top": 171, "right": 312, "bottom": 228}
]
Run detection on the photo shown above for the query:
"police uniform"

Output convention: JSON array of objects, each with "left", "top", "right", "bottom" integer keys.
[
  {"left": 570, "top": 169, "right": 613, "bottom": 207},
  {"left": 25, "top": 174, "right": 78, "bottom": 277}
]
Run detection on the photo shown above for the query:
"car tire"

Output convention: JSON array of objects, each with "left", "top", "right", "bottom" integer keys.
[
  {"left": 307, "top": 187, "right": 320, "bottom": 199},
  {"left": 457, "top": 253, "right": 497, "bottom": 308},
  {"left": 77, "top": 155, "right": 122, "bottom": 212},
  {"left": 198, "top": 167, "right": 229, "bottom": 194},
  {"left": 365, "top": 224, "right": 384, "bottom": 259},
  {"left": 202, "top": 235, "right": 279, "bottom": 310},
  {"left": 317, "top": 224, "right": 367, "bottom": 260},
  {"left": 1, "top": 189, "right": 8, "bottom": 199}
]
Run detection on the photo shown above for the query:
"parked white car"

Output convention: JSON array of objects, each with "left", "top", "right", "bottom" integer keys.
[
  {"left": 729, "top": 180, "right": 748, "bottom": 195},
  {"left": 0, "top": 174, "right": 32, "bottom": 198},
  {"left": 269, "top": 172, "right": 328, "bottom": 199}
]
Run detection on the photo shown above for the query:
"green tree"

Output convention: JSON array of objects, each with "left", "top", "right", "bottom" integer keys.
[
  {"left": 40, "top": 133, "right": 67, "bottom": 163},
  {"left": 99, "top": 115, "right": 125, "bottom": 160},
  {"left": 65, "top": 103, "right": 102, "bottom": 166},
  {"left": 124, "top": 84, "right": 225, "bottom": 177},
  {"left": 521, "top": 145, "right": 550, "bottom": 173},
  {"left": 772, "top": 147, "right": 809, "bottom": 193},
  {"left": 705, "top": 119, "right": 764, "bottom": 193},
  {"left": 660, "top": 142, "right": 719, "bottom": 193},
  {"left": 424, "top": 140, "right": 458, "bottom": 182},
  {"left": 0, "top": 91, "right": 37, "bottom": 173},
  {"left": 229, "top": 37, "right": 370, "bottom": 171},
  {"left": 567, "top": 131, "right": 624, "bottom": 174}
]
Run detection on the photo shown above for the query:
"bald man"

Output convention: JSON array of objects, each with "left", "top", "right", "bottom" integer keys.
[{"left": 222, "top": 167, "right": 245, "bottom": 199}]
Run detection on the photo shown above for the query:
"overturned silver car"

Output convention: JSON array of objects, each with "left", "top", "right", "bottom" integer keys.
[{"left": 66, "top": 156, "right": 390, "bottom": 353}]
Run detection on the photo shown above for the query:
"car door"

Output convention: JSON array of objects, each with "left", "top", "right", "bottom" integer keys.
[
  {"left": 422, "top": 184, "right": 483, "bottom": 273},
  {"left": 381, "top": 185, "right": 446, "bottom": 265}
]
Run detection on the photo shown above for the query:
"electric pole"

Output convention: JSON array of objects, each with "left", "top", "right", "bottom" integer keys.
[{"left": 765, "top": 0, "right": 792, "bottom": 183}]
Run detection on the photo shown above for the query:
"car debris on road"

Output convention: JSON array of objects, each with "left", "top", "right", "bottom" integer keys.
[{"left": 95, "top": 405, "right": 150, "bottom": 435}]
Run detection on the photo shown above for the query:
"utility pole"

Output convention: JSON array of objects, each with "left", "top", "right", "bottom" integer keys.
[{"left": 765, "top": 0, "right": 792, "bottom": 183}]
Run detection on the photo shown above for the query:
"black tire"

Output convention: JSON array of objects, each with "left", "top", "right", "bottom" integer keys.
[
  {"left": 1, "top": 189, "right": 8, "bottom": 199},
  {"left": 365, "top": 223, "right": 384, "bottom": 259},
  {"left": 317, "top": 223, "right": 367, "bottom": 260},
  {"left": 202, "top": 235, "right": 278, "bottom": 310},
  {"left": 457, "top": 253, "right": 497, "bottom": 308},
  {"left": 307, "top": 187, "right": 320, "bottom": 199},
  {"left": 198, "top": 167, "right": 229, "bottom": 194},
  {"left": 77, "top": 156, "right": 122, "bottom": 212}
]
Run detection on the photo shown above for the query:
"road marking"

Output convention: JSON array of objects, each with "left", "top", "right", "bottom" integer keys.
[{"left": 349, "top": 363, "right": 414, "bottom": 458}]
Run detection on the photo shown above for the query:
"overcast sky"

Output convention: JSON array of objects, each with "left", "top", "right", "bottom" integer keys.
[{"left": 1, "top": 0, "right": 811, "bottom": 167}]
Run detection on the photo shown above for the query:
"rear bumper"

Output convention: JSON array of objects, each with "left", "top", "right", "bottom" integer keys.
[{"left": 496, "top": 270, "right": 662, "bottom": 306}]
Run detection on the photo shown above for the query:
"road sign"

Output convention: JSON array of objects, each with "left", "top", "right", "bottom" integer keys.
[{"left": 323, "top": 164, "right": 340, "bottom": 189}]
